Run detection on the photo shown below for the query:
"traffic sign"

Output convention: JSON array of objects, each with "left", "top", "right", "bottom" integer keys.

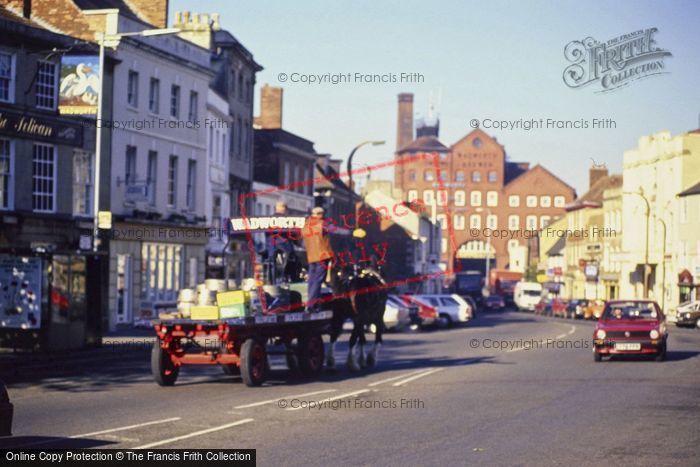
[{"left": 98, "top": 211, "right": 112, "bottom": 230}]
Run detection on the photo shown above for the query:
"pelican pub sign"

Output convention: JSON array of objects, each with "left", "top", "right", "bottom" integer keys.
[{"left": 58, "top": 55, "right": 100, "bottom": 115}]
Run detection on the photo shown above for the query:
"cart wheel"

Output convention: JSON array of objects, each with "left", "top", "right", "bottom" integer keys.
[
  {"left": 221, "top": 347, "right": 240, "bottom": 376},
  {"left": 298, "top": 333, "right": 325, "bottom": 378},
  {"left": 240, "top": 338, "right": 268, "bottom": 387},
  {"left": 151, "top": 341, "right": 179, "bottom": 386}
]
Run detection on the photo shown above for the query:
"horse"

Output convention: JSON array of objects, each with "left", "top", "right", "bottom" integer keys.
[{"left": 325, "top": 264, "right": 388, "bottom": 372}]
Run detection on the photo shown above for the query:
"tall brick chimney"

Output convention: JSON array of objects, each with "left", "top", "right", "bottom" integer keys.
[
  {"left": 396, "top": 93, "right": 414, "bottom": 151},
  {"left": 589, "top": 164, "right": 608, "bottom": 189},
  {"left": 255, "top": 84, "right": 283, "bottom": 129},
  {"left": 127, "top": 0, "right": 169, "bottom": 28}
]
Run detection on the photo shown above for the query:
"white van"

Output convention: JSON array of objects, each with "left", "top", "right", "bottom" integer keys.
[{"left": 514, "top": 282, "right": 543, "bottom": 311}]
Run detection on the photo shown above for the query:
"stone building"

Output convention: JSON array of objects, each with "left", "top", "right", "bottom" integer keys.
[{"left": 393, "top": 93, "right": 576, "bottom": 270}]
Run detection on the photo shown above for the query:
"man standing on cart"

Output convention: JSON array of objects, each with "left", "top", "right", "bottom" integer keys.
[{"left": 302, "top": 206, "right": 334, "bottom": 312}]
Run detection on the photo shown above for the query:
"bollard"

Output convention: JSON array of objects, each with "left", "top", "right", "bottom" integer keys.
[{"left": 0, "top": 379, "right": 13, "bottom": 436}]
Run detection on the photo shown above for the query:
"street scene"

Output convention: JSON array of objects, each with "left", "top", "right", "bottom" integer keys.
[{"left": 1, "top": 0, "right": 700, "bottom": 466}]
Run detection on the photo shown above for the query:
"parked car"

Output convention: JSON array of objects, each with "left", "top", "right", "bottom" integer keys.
[
  {"left": 483, "top": 294, "right": 506, "bottom": 311},
  {"left": 567, "top": 299, "right": 589, "bottom": 319},
  {"left": 401, "top": 294, "right": 438, "bottom": 329},
  {"left": 383, "top": 295, "right": 415, "bottom": 331},
  {"left": 534, "top": 296, "right": 550, "bottom": 315},
  {"left": 593, "top": 300, "right": 667, "bottom": 361},
  {"left": 413, "top": 294, "right": 472, "bottom": 326},
  {"left": 675, "top": 301, "right": 700, "bottom": 328},
  {"left": 584, "top": 299, "right": 606, "bottom": 320},
  {"left": 550, "top": 298, "right": 568, "bottom": 318},
  {"left": 463, "top": 296, "right": 479, "bottom": 317},
  {"left": 513, "top": 281, "right": 543, "bottom": 311}
]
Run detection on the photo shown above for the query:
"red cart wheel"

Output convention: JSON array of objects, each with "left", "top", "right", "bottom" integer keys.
[
  {"left": 240, "top": 338, "right": 268, "bottom": 387},
  {"left": 298, "top": 333, "right": 325, "bottom": 378},
  {"left": 151, "top": 341, "right": 179, "bottom": 386}
]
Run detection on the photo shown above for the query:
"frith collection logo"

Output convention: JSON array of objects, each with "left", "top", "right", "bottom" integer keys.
[{"left": 563, "top": 28, "right": 671, "bottom": 92}]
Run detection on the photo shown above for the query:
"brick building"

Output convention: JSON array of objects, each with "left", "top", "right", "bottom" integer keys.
[{"left": 394, "top": 93, "right": 576, "bottom": 270}]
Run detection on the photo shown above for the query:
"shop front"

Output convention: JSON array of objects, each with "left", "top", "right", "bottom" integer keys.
[{"left": 109, "top": 222, "right": 208, "bottom": 330}]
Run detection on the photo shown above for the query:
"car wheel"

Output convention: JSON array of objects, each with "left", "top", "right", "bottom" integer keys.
[
  {"left": 593, "top": 352, "right": 602, "bottom": 362},
  {"left": 438, "top": 313, "right": 453, "bottom": 328},
  {"left": 696, "top": 317, "right": 700, "bottom": 329},
  {"left": 655, "top": 343, "right": 667, "bottom": 362}
]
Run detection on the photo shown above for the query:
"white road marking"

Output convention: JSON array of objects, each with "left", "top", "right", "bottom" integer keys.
[
  {"left": 556, "top": 333, "right": 567, "bottom": 339},
  {"left": 233, "top": 389, "right": 337, "bottom": 409},
  {"left": 285, "top": 389, "right": 370, "bottom": 411},
  {"left": 133, "top": 419, "right": 254, "bottom": 449},
  {"left": 568, "top": 325, "right": 576, "bottom": 335},
  {"left": 72, "top": 417, "right": 182, "bottom": 438},
  {"left": 392, "top": 368, "right": 444, "bottom": 386},
  {"left": 367, "top": 369, "right": 433, "bottom": 387},
  {"left": 15, "top": 417, "right": 182, "bottom": 447}
]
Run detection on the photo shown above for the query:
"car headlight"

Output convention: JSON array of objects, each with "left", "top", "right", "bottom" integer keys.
[
  {"left": 650, "top": 329, "right": 659, "bottom": 339},
  {"left": 595, "top": 329, "right": 606, "bottom": 339},
  {"left": 686, "top": 313, "right": 691, "bottom": 319}
]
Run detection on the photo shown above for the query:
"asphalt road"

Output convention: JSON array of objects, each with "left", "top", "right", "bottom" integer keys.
[{"left": 2, "top": 311, "right": 700, "bottom": 466}]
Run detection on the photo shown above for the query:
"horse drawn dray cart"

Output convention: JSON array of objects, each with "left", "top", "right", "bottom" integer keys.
[{"left": 151, "top": 310, "right": 332, "bottom": 387}]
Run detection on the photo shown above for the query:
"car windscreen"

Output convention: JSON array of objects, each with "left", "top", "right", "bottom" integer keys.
[
  {"left": 602, "top": 302, "right": 659, "bottom": 321},
  {"left": 523, "top": 290, "right": 541, "bottom": 297},
  {"left": 439, "top": 297, "right": 459, "bottom": 306}
]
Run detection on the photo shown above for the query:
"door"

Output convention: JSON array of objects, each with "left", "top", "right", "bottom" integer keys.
[{"left": 116, "top": 254, "right": 133, "bottom": 324}]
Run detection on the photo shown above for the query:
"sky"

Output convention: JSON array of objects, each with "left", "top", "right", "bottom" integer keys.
[{"left": 170, "top": 0, "right": 700, "bottom": 195}]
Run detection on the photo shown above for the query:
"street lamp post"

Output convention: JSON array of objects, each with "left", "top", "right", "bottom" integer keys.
[
  {"left": 346, "top": 140, "right": 385, "bottom": 196},
  {"left": 624, "top": 190, "right": 650, "bottom": 298},
  {"left": 655, "top": 215, "right": 667, "bottom": 311},
  {"left": 92, "top": 28, "right": 181, "bottom": 251},
  {"left": 476, "top": 207, "right": 492, "bottom": 295}
]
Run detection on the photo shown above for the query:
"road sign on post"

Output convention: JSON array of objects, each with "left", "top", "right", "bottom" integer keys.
[{"left": 97, "top": 211, "right": 112, "bottom": 230}]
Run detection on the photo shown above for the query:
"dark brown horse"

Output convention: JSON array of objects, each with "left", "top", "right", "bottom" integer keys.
[{"left": 325, "top": 264, "right": 388, "bottom": 371}]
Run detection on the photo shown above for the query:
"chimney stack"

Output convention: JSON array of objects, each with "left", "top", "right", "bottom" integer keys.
[
  {"left": 255, "top": 84, "right": 283, "bottom": 129},
  {"left": 396, "top": 93, "right": 414, "bottom": 151},
  {"left": 589, "top": 164, "right": 608, "bottom": 189}
]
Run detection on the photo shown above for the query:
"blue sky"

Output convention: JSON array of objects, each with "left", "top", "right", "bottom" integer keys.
[{"left": 170, "top": 0, "right": 700, "bottom": 194}]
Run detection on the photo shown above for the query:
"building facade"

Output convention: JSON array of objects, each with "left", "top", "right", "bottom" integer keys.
[
  {"left": 175, "top": 11, "right": 262, "bottom": 283},
  {"left": 394, "top": 93, "right": 576, "bottom": 270},
  {"left": 621, "top": 129, "right": 700, "bottom": 311},
  {"left": 203, "top": 88, "right": 231, "bottom": 279},
  {"left": 563, "top": 168, "right": 622, "bottom": 301},
  {"left": 15, "top": 1, "right": 215, "bottom": 329},
  {"left": 0, "top": 7, "right": 110, "bottom": 349}
]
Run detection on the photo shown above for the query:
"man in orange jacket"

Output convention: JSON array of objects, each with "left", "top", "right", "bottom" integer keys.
[{"left": 302, "top": 206, "right": 334, "bottom": 312}]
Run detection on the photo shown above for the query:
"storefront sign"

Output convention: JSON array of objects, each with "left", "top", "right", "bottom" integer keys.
[
  {"left": 0, "top": 108, "right": 83, "bottom": 146},
  {"left": 59, "top": 55, "right": 100, "bottom": 115},
  {"left": 0, "top": 255, "right": 43, "bottom": 329}
]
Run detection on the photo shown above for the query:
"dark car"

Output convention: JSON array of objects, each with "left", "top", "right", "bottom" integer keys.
[
  {"left": 567, "top": 299, "right": 589, "bottom": 319},
  {"left": 674, "top": 301, "right": 700, "bottom": 328},
  {"left": 593, "top": 300, "right": 667, "bottom": 362},
  {"left": 483, "top": 295, "right": 506, "bottom": 311}
]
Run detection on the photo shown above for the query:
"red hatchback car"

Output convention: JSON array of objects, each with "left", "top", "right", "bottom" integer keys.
[{"left": 593, "top": 300, "right": 667, "bottom": 362}]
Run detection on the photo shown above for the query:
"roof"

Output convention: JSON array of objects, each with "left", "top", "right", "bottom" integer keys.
[
  {"left": 397, "top": 136, "right": 449, "bottom": 154},
  {"left": 505, "top": 163, "right": 577, "bottom": 195},
  {"left": 566, "top": 174, "right": 622, "bottom": 211},
  {"left": 73, "top": 0, "right": 145, "bottom": 24},
  {"left": 678, "top": 181, "right": 700, "bottom": 197},
  {"left": 213, "top": 30, "right": 263, "bottom": 71},
  {"left": 546, "top": 235, "right": 566, "bottom": 256},
  {"left": 0, "top": 6, "right": 96, "bottom": 50}
]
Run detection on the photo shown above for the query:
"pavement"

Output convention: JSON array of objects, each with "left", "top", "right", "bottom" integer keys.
[{"left": 1, "top": 311, "right": 699, "bottom": 466}]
